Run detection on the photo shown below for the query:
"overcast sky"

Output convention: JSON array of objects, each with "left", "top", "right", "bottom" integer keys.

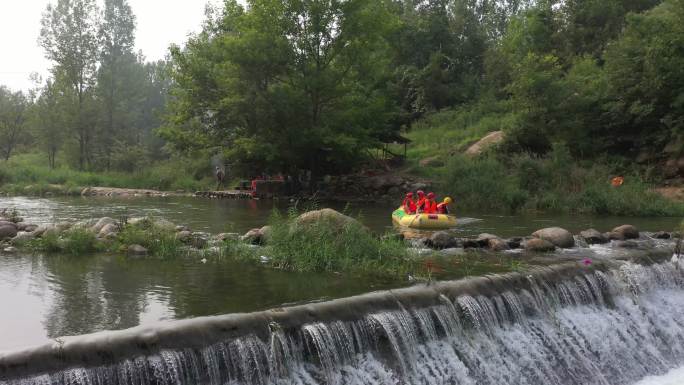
[{"left": 0, "top": 0, "right": 223, "bottom": 92}]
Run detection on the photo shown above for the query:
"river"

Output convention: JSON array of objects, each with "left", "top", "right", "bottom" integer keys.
[{"left": 0, "top": 196, "right": 682, "bottom": 384}]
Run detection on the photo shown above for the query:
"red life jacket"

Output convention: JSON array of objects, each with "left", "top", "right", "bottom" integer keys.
[
  {"left": 437, "top": 203, "right": 450, "bottom": 214},
  {"left": 426, "top": 199, "right": 437, "bottom": 214},
  {"left": 402, "top": 198, "right": 416, "bottom": 214},
  {"left": 416, "top": 197, "right": 427, "bottom": 212}
]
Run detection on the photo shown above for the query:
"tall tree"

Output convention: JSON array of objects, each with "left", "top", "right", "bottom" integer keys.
[
  {"left": 0, "top": 87, "right": 29, "bottom": 161},
  {"left": 34, "top": 79, "right": 70, "bottom": 169},
  {"left": 40, "top": 0, "right": 100, "bottom": 170},
  {"left": 97, "top": 0, "right": 137, "bottom": 169}
]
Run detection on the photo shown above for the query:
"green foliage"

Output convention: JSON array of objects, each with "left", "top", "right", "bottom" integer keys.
[
  {"left": 27, "top": 227, "right": 101, "bottom": 256},
  {"left": 117, "top": 222, "right": 184, "bottom": 259},
  {"left": 263, "top": 210, "right": 415, "bottom": 276},
  {"left": 440, "top": 145, "right": 684, "bottom": 215}
]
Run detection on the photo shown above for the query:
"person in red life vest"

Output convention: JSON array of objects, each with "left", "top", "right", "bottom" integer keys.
[
  {"left": 437, "top": 197, "right": 453, "bottom": 214},
  {"left": 425, "top": 192, "right": 437, "bottom": 213},
  {"left": 402, "top": 192, "right": 417, "bottom": 214},
  {"left": 415, "top": 190, "right": 427, "bottom": 212}
]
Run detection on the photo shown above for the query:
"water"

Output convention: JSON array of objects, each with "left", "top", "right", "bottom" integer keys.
[
  {"left": 1, "top": 196, "right": 683, "bottom": 384},
  {"left": 3, "top": 259, "right": 684, "bottom": 384},
  {"left": 0, "top": 196, "right": 680, "bottom": 236}
]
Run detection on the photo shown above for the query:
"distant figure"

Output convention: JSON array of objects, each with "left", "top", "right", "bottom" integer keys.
[{"left": 215, "top": 166, "right": 225, "bottom": 191}]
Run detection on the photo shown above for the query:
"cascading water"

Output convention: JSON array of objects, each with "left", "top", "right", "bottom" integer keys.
[{"left": 3, "top": 258, "right": 684, "bottom": 385}]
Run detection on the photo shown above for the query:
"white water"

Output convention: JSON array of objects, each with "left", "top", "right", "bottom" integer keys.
[
  {"left": 4, "top": 260, "right": 684, "bottom": 385},
  {"left": 636, "top": 366, "right": 684, "bottom": 385}
]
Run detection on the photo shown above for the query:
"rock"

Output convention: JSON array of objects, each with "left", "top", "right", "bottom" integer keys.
[
  {"left": 175, "top": 225, "right": 190, "bottom": 232},
  {"left": 127, "top": 244, "right": 148, "bottom": 257},
  {"left": 0, "top": 221, "right": 17, "bottom": 230},
  {"left": 506, "top": 237, "right": 523, "bottom": 249},
  {"left": 524, "top": 238, "right": 556, "bottom": 252},
  {"left": 0, "top": 225, "right": 18, "bottom": 240},
  {"left": 462, "top": 238, "right": 482, "bottom": 249},
  {"left": 580, "top": 229, "right": 608, "bottom": 245},
  {"left": 241, "top": 228, "right": 266, "bottom": 245},
  {"left": 189, "top": 233, "right": 208, "bottom": 249},
  {"left": 92, "top": 217, "right": 117, "bottom": 233},
  {"left": 488, "top": 238, "right": 510, "bottom": 251},
  {"left": 295, "top": 208, "right": 361, "bottom": 230},
  {"left": 612, "top": 225, "right": 639, "bottom": 240},
  {"left": 128, "top": 217, "right": 153, "bottom": 229},
  {"left": 477, "top": 233, "right": 500, "bottom": 247},
  {"left": 215, "top": 233, "right": 240, "bottom": 242},
  {"left": 3, "top": 247, "right": 18, "bottom": 253},
  {"left": 440, "top": 247, "right": 465, "bottom": 256},
  {"left": 153, "top": 219, "right": 176, "bottom": 231},
  {"left": 532, "top": 227, "right": 575, "bottom": 248},
  {"left": 12, "top": 231, "right": 35, "bottom": 243},
  {"left": 605, "top": 231, "right": 624, "bottom": 241},
  {"left": 652, "top": 231, "right": 671, "bottom": 240},
  {"left": 429, "top": 231, "right": 457, "bottom": 249},
  {"left": 99, "top": 223, "right": 119, "bottom": 238},
  {"left": 419, "top": 156, "right": 445, "bottom": 168},
  {"left": 176, "top": 231, "right": 192, "bottom": 243},
  {"left": 614, "top": 240, "right": 639, "bottom": 249},
  {"left": 16, "top": 222, "right": 31, "bottom": 232},
  {"left": 465, "top": 131, "right": 505, "bottom": 157},
  {"left": 259, "top": 226, "right": 272, "bottom": 243}
]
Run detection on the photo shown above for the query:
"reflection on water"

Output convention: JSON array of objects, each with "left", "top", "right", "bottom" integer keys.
[
  {"left": 0, "top": 252, "right": 399, "bottom": 351},
  {"left": 0, "top": 196, "right": 681, "bottom": 236}
]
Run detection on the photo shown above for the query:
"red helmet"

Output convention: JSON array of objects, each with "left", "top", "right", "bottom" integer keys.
[
  {"left": 406, "top": 192, "right": 414, "bottom": 198},
  {"left": 427, "top": 192, "right": 435, "bottom": 199},
  {"left": 417, "top": 190, "right": 425, "bottom": 197}
]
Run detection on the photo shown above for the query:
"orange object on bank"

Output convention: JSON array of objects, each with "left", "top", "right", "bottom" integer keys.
[{"left": 611, "top": 176, "right": 624, "bottom": 187}]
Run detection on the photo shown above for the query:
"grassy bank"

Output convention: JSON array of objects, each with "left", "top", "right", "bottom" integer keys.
[
  {"left": 0, "top": 153, "right": 213, "bottom": 195},
  {"left": 404, "top": 108, "right": 684, "bottom": 216}
]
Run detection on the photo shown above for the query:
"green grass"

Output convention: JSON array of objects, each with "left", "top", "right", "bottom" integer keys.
[
  {"left": 237, "top": 209, "right": 418, "bottom": 277},
  {"left": 117, "top": 221, "right": 185, "bottom": 259},
  {"left": 24, "top": 227, "right": 102, "bottom": 256},
  {"left": 0, "top": 153, "right": 213, "bottom": 194}
]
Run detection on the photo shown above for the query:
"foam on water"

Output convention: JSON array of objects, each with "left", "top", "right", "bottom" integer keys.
[
  {"left": 3, "top": 260, "right": 684, "bottom": 385},
  {"left": 636, "top": 366, "right": 684, "bottom": 385}
]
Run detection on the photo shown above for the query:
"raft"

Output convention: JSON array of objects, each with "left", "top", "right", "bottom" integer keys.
[{"left": 392, "top": 207, "right": 457, "bottom": 230}]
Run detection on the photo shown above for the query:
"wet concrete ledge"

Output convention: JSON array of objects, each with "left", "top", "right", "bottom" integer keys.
[{"left": 0, "top": 257, "right": 656, "bottom": 381}]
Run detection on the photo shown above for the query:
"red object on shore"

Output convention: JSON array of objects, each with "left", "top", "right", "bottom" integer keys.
[{"left": 611, "top": 176, "right": 624, "bottom": 187}]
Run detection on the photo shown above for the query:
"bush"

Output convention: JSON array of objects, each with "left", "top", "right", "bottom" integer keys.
[{"left": 264, "top": 210, "right": 415, "bottom": 276}]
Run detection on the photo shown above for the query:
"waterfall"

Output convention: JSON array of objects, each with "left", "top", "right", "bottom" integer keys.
[{"left": 3, "top": 259, "right": 684, "bottom": 385}]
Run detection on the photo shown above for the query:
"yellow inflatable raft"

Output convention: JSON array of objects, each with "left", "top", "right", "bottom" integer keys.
[{"left": 392, "top": 207, "right": 457, "bottom": 230}]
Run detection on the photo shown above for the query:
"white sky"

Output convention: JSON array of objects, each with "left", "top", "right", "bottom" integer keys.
[{"left": 0, "top": 0, "right": 223, "bottom": 91}]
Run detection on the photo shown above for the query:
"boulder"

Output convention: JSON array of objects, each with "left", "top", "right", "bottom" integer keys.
[
  {"left": 580, "top": 229, "right": 608, "bottom": 245},
  {"left": 127, "top": 244, "right": 148, "bottom": 257},
  {"left": 477, "top": 233, "right": 500, "bottom": 248},
  {"left": 524, "top": 238, "right": 556, "bottom": 252},
  {"left": 507, "top": 237, "right": 523, "bottom": 249},
  {"left": 614, "top": 240, "right": 639, "bottom": 249},
  {"left": 99, "top": 223, "right": 119, "bottom": 238},
  {"left": 153, "top": 219, "right": 176, "bottom": 231},
  {"left": 92, "top": 217, "right": 117, "bottom": 233},
  {"left": 241, "top": 228, "right": 269, "bottom": 245},
  {"left": 465, "top": 131, "right": 505, "bottom": 157},
  {"left": 429, "top": 231, "right": 457, "bottom": 249},
  {"left": 532, "top": 227, "right": 575, "bottom": 248},
  {"left": 295, "top": 208, "right": 361, "bottom": 230},
  {"left": 488, "top": 238, "right": 510, "bottom": 252},
  {"left": 0, "top": 225, "right": 18, "bottom": 240},
  {"left": 176, "top": 225, "right": 191, "bottom": 232},
  {"left": 128, "top": 217, "right": 153, "bottom": 229},
  {"left": 0, "top": 221, "right": 17, "bottom": 230},
  {"left": 176, "top": 231, "right": 192, "bottom": 243},
  {"left": 462, "top": 238, "right": 482, "bottom": 249},
  {"left": 419, "top": 156, "right": 445, "bottom": 168},
  {"left": 612, "top": 225, "right": 639, "bottom": 240}
]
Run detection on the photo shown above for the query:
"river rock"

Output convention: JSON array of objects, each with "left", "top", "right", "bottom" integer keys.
[
  {"left": 295, "top": 208, "right": 361, "bottom": 230},
  {"left": 524, "top": 238, "right": 556, "bottom": 252},
  {"left": 215, "top": 233, "right": 240, "bottom": 242},
  {"left": 614, "top": 240, "right": 640, "bottom": 249},
  {"left": 92, "top": 217, "right": 117, "bottom": 233},
  {"left": 476, "top": 233, "right": 500, "bottom": 248},
  {"left": 99, "top": 223, "right": 119, "bottom": 238},
  {"left": 429, "top": 231, "right": 457, "bottom": 249},
  {"left": 175, "top": 225, "right": 190, "bottom": 232},
  {"left": 153, "top": 219, "right": 176, "bottom": 231},
  {"left": 580, "top": 229, "right": 608, "bottom": 245},
  {"left": 612, "top": 225, "right": 639, "bottom": 240},
  {"left": 176, "top": 231, "right": 192, "bottom": 243},
  {"left": 127, "top": 244, "right": 148, "bottom": 257},
  {"left": 128, "top": 217, "right": 153, "bottom": 229},
  {"left": 241, "top": 228, "right": 267, "bottom": 245},
  {"left": 532, "top": 227, "right": 575, "bottom": 248},
  {"left": 462, "top": 238, "right": 482, "bottom": 249},
  {"left": 652, "top": 231, "right": 671, "bottom": 239},
  {"left": 488, "top": 238, "right": 510, "bottom": 251},
  {"left": 507, "top": 237, "right": 523, "bottom": 249},
  {"left": 440, "top": 247, "right": 466, "bottom": 256},
  {"left": 0, "top": 225, "right": 18, "bottom": 240},
  {"left": 12, "top": 231, "right": 35, "bottom": 243},
  {"left": 0, "top": 221, "right": 17, "bottom": 229}
]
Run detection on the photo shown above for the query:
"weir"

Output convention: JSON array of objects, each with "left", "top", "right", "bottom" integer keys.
[{"left": 2, "top": 257, "right": 684, "bottom": 385}]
